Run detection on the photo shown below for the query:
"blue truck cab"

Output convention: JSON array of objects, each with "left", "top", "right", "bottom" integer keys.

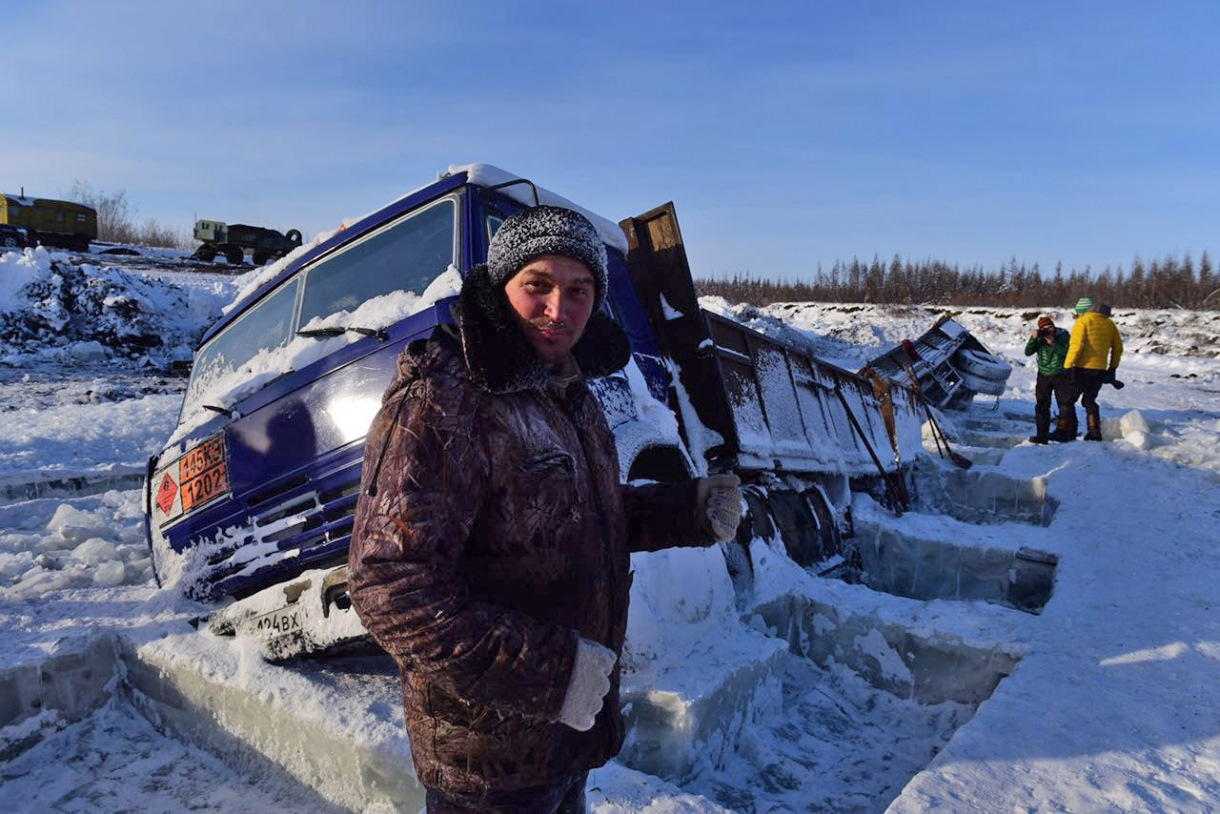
[{"left": 145, "top": 166, "right": 688, "bottom": 605}]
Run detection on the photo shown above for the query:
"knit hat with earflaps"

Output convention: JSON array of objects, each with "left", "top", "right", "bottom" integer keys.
[
  {"left": 1074, "top": 296, "right": 1094, "bottom": 314},
  {"left": 486, "top": 205, "right": 608, "bottom": 310}
]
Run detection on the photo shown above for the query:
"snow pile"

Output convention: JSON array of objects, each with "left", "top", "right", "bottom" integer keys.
[
  {"left": 623, "top": 545, "right": 761, "bottom": 687},
  {"left": 0, "top": 247, "right": 232, "bottom": 369}
]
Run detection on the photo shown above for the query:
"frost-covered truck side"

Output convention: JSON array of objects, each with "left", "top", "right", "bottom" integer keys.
[{"left": 143, "top": 164, "right": 927, "bottom": 660}]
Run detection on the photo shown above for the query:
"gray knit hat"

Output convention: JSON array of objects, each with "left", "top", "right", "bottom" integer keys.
[{"left": 486, "top": 205, "right": 608, "bottom": 310}]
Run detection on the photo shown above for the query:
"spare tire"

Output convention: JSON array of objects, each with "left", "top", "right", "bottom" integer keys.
[
  {"left": 285, "top": 229, "right": 303, "bottom": 245},
  {"left": 953, "top": 349, "right": 1010, "bottom": 395}
]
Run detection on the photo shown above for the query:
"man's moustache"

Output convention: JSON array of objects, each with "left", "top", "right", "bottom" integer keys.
[{"left": 529, "top": 320, "right": 569, "bottom": 332}]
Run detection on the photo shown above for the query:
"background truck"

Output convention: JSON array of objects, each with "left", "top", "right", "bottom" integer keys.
[
  {"left": 144, "top": 164, "right": 960, "bottom": 661},
  {"left": 191, "top": 220, "right": 303, "bottom": 266},
  {"left": 1, "top": 192, "right": 97, "bottom": 252}
]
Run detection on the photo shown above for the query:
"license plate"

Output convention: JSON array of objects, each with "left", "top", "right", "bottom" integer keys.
[{"left": 247, "top": 606, "right": 303, "bottom": 638}]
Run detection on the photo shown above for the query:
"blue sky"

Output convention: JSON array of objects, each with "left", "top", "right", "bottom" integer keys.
[{"left": 3, "top": 0, "right": 1217, "bottom": 281}]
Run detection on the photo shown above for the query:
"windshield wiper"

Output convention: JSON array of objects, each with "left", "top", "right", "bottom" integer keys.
[
  {"left": 202, "top": 404, "right": 235, "bottom": 418},
  {"left": 296, "top": 326, "right": 388, "bottom": 342}
]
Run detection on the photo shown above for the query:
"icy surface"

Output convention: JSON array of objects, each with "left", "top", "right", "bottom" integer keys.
[
  {"left": 0, "top": 695, "right": 342, "bottom": 813},
  {"left": 0, "top": 257, "right": 1219, "bottom": 812}
]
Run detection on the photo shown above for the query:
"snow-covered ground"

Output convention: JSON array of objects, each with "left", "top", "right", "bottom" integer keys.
[{"left": 1, "top": 245, "right": 1219, "bottom": 811}]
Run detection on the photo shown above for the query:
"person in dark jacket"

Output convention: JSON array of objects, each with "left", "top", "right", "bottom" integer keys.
[
  {"left": 1025, "top": 315, "right": 1073, "bottom": 444},
  {"left": 348, "top": 205, "right": 742, "bottom": 813}
]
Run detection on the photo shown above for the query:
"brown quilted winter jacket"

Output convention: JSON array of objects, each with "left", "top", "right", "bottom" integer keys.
[{"left": 348, "top": 266, "right": 710, "bottom": 794}]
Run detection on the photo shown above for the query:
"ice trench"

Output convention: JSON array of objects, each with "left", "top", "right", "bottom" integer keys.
[{"left": 0, "top": 416, "right": 1062, "bottom": 812}]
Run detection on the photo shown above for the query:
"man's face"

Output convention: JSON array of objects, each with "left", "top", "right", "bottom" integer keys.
[{"left": 504, "top": 254, "right": 596, "bottom": 370}]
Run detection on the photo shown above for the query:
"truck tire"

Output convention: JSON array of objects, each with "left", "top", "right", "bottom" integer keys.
[
  {"left": 193, "top": 246, "right": 218, "bottom": 262},
  {"left": 767, "top": 490, "right": 828, "bottom": 567},
  {"left": 285, "top": 229, "right": 303, "bottom": 245},
  {"left": 801, "top": 486, "right": 842, "bottom": 562},
  {"left": 1, "top": 236, "right": 16, "bottom": 248},
  {"left": 224, "top": 246, "right": 245, "bottom": 265},
  {"left": 954, "top": 349, "right": 1009, "bottom": 382},
  {"left": 252, "top": 250, "right": 271, "bottom": 266},
  {"left": 626, "top": 445, "right": 693, "bottom": 483}
]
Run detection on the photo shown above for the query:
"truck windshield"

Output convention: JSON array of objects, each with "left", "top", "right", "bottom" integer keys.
[
  {"left": 182, "top": 278, "right": 301, "bottom": 415},
  {"left": 178, "top": 195, "right": 458, "bottom": 428},
  {"left": 299, "top": 198, "right": 456, "bottom": 326}
]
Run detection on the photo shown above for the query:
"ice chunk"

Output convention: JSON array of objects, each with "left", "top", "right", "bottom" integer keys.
[
  {"left": 47, "top": 504, "right": 108, "bottom": 543},
  {"left": 92, "top": 560, "right": 127, "bottom": 586},
  {"left": 1119, "top": 410, "right": 1151, "bottom": 435},
  {"left": 73, "top": 538, "right": 119, "bottom": 566}
]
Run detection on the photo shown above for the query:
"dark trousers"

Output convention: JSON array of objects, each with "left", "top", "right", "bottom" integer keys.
[
  {"left": 1073, "top": 368, "right": 1106, "bottom": 421},
  {"left": 425, "top": 772, "right": 588, "bottom": 814},
  {"left": 1034, "top": 372, "right": 1074, "bottom": 438}
]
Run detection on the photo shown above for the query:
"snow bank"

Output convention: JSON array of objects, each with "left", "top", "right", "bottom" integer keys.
[{"left": 0, "top": 247, "right": 232, "bottom": 369}]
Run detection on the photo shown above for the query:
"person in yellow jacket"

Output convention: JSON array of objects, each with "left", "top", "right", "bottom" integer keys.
[{"left": 1062, "top": 296, "right": 1124, "bottom": 441}]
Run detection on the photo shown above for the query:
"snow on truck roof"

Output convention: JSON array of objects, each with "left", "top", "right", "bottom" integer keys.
[
  {"left": 452, "top": 163, "right": 629, "bottom": 255},
  {"left": 221, "top": 164, "right": 627, "bottom": 319}
]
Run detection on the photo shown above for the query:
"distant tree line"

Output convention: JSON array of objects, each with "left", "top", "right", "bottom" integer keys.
[
  {"left": 697, "top": 253, "right": 1220, "bottom": 310},
  {"left": 67, "top": 181, "right": 190, "bottom": 249}
]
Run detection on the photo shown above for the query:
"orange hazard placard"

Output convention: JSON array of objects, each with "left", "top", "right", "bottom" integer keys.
[
  {"left": 178, "top": 435, "right": 229, "bottom": 512},
  {"left": 156, "top": 473, "right": 178, "bottom": 515}
]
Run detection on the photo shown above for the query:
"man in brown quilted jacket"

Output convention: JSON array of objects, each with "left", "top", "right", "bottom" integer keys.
[{"left": 348, "top": 205, "right": 742, "bottom": 813}]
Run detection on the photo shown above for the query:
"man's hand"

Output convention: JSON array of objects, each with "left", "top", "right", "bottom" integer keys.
[
  {"left": 697, "top": 473, "right": 744, "bottom": 542},
  {"left": 558, "top": 638, "right": 616, "bottom": 731}
]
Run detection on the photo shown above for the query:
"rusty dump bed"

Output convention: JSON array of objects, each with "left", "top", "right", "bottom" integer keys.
[{"left": 619, "top": 204, "right": 926, "bottom": 480}]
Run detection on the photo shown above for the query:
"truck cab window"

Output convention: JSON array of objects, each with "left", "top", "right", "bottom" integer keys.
[
  {"left": 298, "top": 197, "right": 456, "bottom": 326},
  {"left": 183, "top": 278, "right": 300, "bottom": 414}
]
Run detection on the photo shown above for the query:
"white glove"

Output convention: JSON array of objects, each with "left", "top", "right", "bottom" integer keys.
[
  {"left": 697, "top": 473, "right": 743, "bottom": 542},
  {"left": 558, "top": 637, "right": 616, "bottom": 731}
]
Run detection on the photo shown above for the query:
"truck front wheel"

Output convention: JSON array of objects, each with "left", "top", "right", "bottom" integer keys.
[{"left": 224, "top": 246, "right": 244, "bottom": 265}]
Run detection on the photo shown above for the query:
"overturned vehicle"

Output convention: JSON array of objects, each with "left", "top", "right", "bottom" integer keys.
[
  {"left": 143, "top": 165, "right": 1007, "bottom": 661},
  {"left": 864, "top": 315, "right": 1012, "bottom": 408}
]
